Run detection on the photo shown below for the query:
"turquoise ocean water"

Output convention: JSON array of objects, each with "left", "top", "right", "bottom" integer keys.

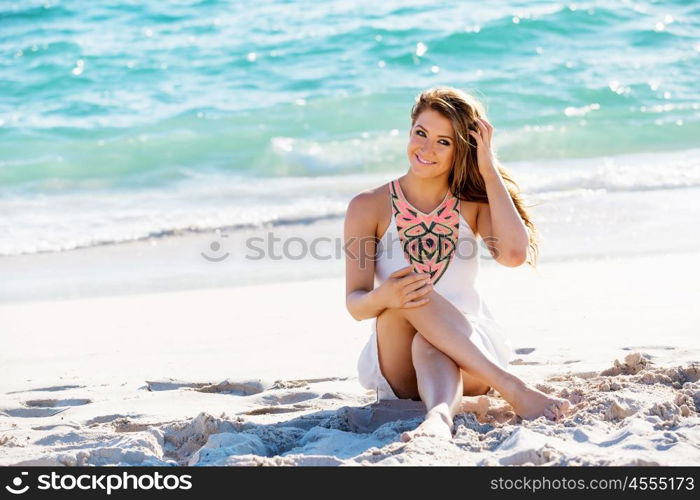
[{"left": 1, "top": 0, "right": 699, "bottom": 255}]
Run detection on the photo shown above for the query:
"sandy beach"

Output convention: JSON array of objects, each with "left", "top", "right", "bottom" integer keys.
[
  {"left": 2, "top": 249, "right": 698, "bottom": 466},
  {"left": 2, "top": 0, "right": 700, "bottom": 470}
]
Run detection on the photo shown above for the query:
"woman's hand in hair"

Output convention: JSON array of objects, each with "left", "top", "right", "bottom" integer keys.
[{"left": 468, "top": 117, "right": 498, "bottom": 179}]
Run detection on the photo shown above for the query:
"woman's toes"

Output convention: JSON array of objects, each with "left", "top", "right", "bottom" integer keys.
[
  {"left": 400, "top": 412, "right": 453, "bottom": 442},
  {"left": 555, "top": 399, "right": 570, "bottom": 418},
  {"left": 543, "top": 399, "right": 570, "bottom": 421},
  {"left": 544, "top": 406, "right": 557, "bottom": 421}
]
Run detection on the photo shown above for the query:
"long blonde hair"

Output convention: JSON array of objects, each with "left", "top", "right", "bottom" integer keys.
[{"left": 410, "top": 86, "right": 540, "bottom": 267}]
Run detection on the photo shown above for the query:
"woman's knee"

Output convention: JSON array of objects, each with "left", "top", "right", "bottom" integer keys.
[
  {"left": 377, "top": 305, "right": 413, "bottom": 332},
  {"left": 377, "top": 306, "right": 400, "bottom": 321},
  {"left": 411, "top": 332, "right": 441, "bottom": 358}
]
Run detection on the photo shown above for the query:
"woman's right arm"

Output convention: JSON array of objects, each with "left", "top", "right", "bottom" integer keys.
[{"left": 344, "top": 192, "right": 432, "bottom": 321}]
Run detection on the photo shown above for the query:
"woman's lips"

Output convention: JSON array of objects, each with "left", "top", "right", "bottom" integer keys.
[{"left": 415, "top": 153, "right": 436, "bottom": 165}]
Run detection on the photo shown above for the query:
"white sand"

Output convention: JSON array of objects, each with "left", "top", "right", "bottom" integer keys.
[{"left": 1, "top": 251, "right": 698, "bottom": 466}]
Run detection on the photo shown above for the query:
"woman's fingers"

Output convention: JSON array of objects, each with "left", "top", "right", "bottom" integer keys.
[
  {"left": 468, "top": 129, "right": 482, "bottom": 147},
  {"left": 400, "top": 277, "right": 437, "bottom": 308},
  {"left": 389, "top": 265, "right": 414, "bottom": 278},
  {"left": 399, "top": 273, "right": 430, "bottom": 288},
  {"left": 477, "top": 116, "right": 492, "bottom": 131},
  {"left": 403, "top": 276, "right": 431, "bottom": 294},
  {"left": 404, "top": 283, "right": 433, "bottom": 302},
  {"left": 399, "top": 272, "right": 431, "bottom": 289},
  {"left": 476, "top": 117, "right": 493, "bottom": 142},
  {"left": 401, "top": 297, "right": 430, "bottom": 308}
]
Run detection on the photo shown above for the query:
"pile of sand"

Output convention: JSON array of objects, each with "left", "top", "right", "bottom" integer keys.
[{"left": 1, "top": 352, "right": 698, "bottom": 466}]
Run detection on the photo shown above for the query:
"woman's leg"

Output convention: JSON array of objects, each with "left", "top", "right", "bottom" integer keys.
[
  {"left": 461, "top": 370, "right": 491, "bottom": 396},
  {"left": 400, "top": 334, "right": 493, "bottom": 441},
  {"left": 374, "top": 306, "right": 489, "bottom": 401},
  {"left": 374, "top": 307, "right": 419, "bottom": 399},
  {"left": 399, "top": 333, "right": 463, "bottom": 441},
  {"left": 398, "top": 289, "right": 570, "bottom": 421}
]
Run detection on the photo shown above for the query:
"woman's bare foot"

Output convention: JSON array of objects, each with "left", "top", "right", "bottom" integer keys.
[
  {"left": 501, "top": 380, "right": 570, "bottom": 421},
  {"left": 400, "top": 409, "right": 453, "bottom": 442}
]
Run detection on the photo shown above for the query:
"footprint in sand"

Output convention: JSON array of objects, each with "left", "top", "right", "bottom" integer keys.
[
  {"left": 3, "top": 407, "right": 67, "bottom": 418},
  {"left": 144, "top": 378, "right": 274, "bottom": 395},
  {"left": 510, "top": 359, "right": 543, "bottom": 366},
  {"left": 6, "top": 384, "right": 84, "bottom": 395},
  {"left": 510, "top": 348, "right": 541, "bottom": 366},
  {"left": 145, "top": 379, "right": 211, "bottom": 391},
  {"left": 259, "top": 391, "right": 319, "bottom": 406},
  {"left": 85, "top": 414, "right": 135, "bottom": 426},
  {"left": 146, "top": 377, "right": 347, "bottom": 395},
  {"left": 622, "top": 346, "right": 675, "bottom": 351},
  {"left": 245, "top": 406, "right": 306, "bottom": 416},
  {"left": 25, "top": 399, "right": 91, "bottom": 408},
  {"left": 196, "top": 380, "right": 272, "bottom": 396},
  {"left": 3, "top": 398, "right": 91, "bottom": 418},
  {"left": 272, "top": 377, "right": 349, "bottom": 390}
]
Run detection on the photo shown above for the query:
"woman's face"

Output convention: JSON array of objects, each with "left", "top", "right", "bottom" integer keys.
[{"left": 407, "top": 108, "right": 455, "bottom": 178}]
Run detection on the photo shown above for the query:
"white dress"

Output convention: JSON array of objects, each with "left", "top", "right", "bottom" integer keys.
[{"left": 356, "top": 178, "right": 514, "bottom": 401}]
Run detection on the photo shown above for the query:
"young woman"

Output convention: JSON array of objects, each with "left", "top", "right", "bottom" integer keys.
[{"left": 344, "top": 87, "right": 570, "bottom": 441}]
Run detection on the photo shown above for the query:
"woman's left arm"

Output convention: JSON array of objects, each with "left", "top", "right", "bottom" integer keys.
[{"left": 469, "top": 117, "right": 529, "bottom": 267}]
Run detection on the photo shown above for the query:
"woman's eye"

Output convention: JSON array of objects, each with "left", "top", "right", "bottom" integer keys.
[{"left": 415, "top": 130, "right": 449, "bottom": 145}]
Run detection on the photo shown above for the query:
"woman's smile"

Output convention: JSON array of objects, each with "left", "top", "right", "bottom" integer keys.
[{"left": 415, "top": 153, "right": 437, "bottom": 165}]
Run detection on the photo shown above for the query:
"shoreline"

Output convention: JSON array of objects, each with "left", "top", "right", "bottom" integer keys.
[{"left": 3, "top": 183, "right": 700, "bottom": 304}]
